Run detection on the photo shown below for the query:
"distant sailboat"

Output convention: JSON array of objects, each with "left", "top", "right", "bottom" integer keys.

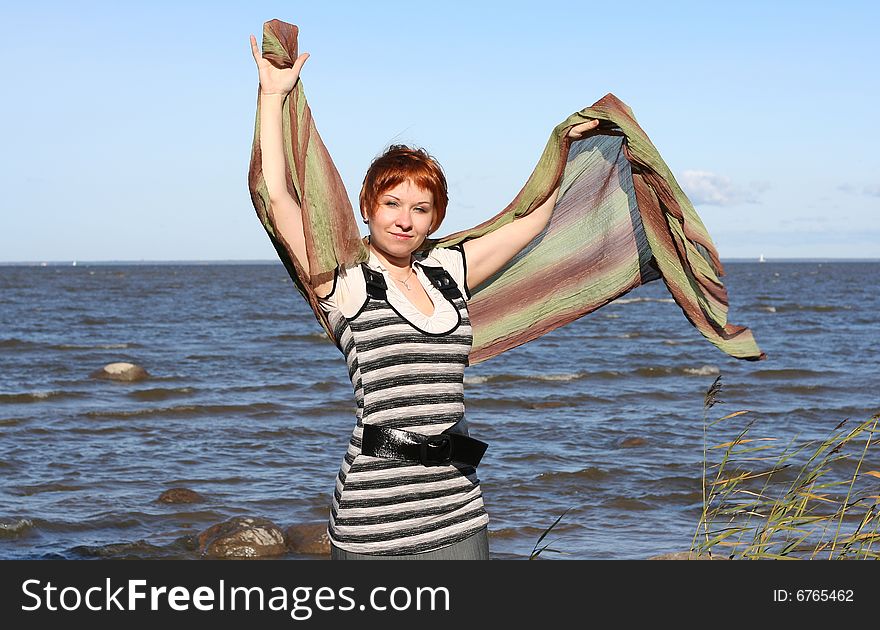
[
  {"left": 72, "top": 260, "right": 77, "bottom": 267},
  {"left": 758, "top": 254, "right": 766, "bottom": 263}
]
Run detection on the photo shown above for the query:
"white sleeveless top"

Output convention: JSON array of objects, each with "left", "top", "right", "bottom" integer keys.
[{"left": 318, "top": 247, "right": 470, "bottom": 333}]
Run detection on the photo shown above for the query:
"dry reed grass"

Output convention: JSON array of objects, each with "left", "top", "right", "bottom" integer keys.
[{"left": 693, "top": 375, "right": 880, "bottom": 559}]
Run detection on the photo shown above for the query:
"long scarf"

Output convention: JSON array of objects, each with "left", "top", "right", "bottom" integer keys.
[{"left": 247, "top": 19, "right": 765, "bottom": 364}]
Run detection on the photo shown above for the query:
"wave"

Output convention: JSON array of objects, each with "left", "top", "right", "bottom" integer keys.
[
  {"left": 84, "top": 401, "right": 287, "bottom": 420},
  {"left": 0, "top": 390, "right": 87, "bottom": 404},
  {"left": 126, "top": 387, "right": 196, "bottom": 402},
  {"left": 682, "top": 365, "right": 721, "bottom": 376},
  {"left": 465, "top": 395, "right": 604, "bottom": 411},
  {"left": 504, "top": 452, "right": 571, "bottom": 465},
  {"left": 466, "top": 365, "right": 719, "bottom": 385},
  {"left": 773, "top": 304, "right": 852, "bottom": 313},
  {"left": 80, "top": 317, "right": 114, "bottom": 325},
  {"left": 637, "top": 489, "right": 704, "bottom": 504},
  {"left": 0, "top": 338, "right": 38, "bottom": 349},
  {"left": 67, "top": 426, "right": 149, "bottom": 436},
  {"left": 773, "top": 384, "right": 828, "bottom": 395},
  {"left": 0, "top": 518, "right": 35, "bottom": 539},
  {"left": 779, "top": 406, "right": 875, "bottom": 422},
  {"left": 268, "top": 333, "right": 329, "bottom": 342},
  {"left": 242, "top": 312, "right": 297, "bottom": 322},
  {"left": 309, "top": 381, "right": 338, "bottom": 392},
  {"left": 487, "top": 526, "right": 543, "bottom": 540},
  {"left": 602, "top": 497, "right": 654, "bottom": 511},
  {"left": 464, "top": 371, "right": 605, "bottom": 385},
  {"left": 52, "top": 342, "right": 140, "bottom": 350},
  {"left": 463, "top": 375, "right": 490, "bottom": 385},
  {"left": 535, "top": 466, "right": 610, "bottom": 482},
  {"left": 788, "top": 327, "right": 826, "bottom": 335},
  {"left": 15, "top": 482, "right": 87, "bottom": 496},
  {"left": 753, "top": 368, "right": 830, "bottom": 380},
  {"left": 0, "top": 339, "right": 142, "bottom": 351},
  {"left": 253, "top": 426, "right": 338, "bottom": 439},
  {"left": 634, "top": 365, "right": 720, "bottom": 377}
]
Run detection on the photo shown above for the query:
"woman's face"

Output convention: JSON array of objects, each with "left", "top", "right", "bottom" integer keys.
[{"left": 366, "top": 179, "right": 435, "bottom": 259}]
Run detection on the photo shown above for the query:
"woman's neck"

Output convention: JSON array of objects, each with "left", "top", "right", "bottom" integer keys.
[{"left": 369, "top": 243, "right": 412, "bottom": 274}]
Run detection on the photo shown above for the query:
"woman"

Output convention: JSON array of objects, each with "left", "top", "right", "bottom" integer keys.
[{"left": 250, "top": 34, "right": 597, "bottom": 560}]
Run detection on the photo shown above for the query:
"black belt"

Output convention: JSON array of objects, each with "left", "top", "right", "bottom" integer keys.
[{"left": 361, "top": 419, "right": 488, "bottom": 468}]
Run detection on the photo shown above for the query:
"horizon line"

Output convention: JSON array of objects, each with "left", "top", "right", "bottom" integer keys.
[{"left": 2, "top": 257, "right": 880, "bottom": 266}]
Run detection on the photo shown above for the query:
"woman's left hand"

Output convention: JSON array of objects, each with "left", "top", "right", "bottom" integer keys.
[{"left": 567, "top": 120, "right": 600, "bottom": 139}]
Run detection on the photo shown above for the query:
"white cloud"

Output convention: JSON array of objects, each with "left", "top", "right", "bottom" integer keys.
[
  {"left": 678, "top": 170, "right": 766, "bottom": 206},
  {"left": 836, "top": 183, "right": 880, "bottom": 197}
]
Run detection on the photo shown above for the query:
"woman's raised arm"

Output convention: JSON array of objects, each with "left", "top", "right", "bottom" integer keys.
[
  {"left": 250, "top": 35, "right": 335, "bottom": 296},
  {"left": 462, "top": 120, "right": 599, "bottom": 292}
]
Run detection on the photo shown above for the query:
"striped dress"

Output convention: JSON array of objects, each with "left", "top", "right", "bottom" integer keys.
[{"left": 317, "top": 245, "right": 489, "bottom": 555}]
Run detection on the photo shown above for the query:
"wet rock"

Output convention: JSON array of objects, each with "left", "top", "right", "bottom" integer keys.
[
  {"left": 158, "top": 488, "right": 205, "bottom": 504},
  {"left": 647, "top": 551, "right": 729, "bottom": 560},
  {"left": 620, "top": 437, "right": 647, "bottom": 448},
  {"left": 72, "top": 540, "right": 169, "bottom": 559},
  {"left": 197, "top": 516, "right": 287, "bottom": 558},
  {"left": 90, "top": 362, "right": 149, "bottom": 382},
  {"left": 285, "top": 523, "right": 330, "bottom": 555}
]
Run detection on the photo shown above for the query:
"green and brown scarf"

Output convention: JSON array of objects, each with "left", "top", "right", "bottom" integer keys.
[{"left": 248, "top": 19, "right": 765, "bottom": 364}]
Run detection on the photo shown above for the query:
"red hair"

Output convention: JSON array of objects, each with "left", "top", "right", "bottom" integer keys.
[{"left": 359, "top": 145, "right": 448, "bottom": 234}]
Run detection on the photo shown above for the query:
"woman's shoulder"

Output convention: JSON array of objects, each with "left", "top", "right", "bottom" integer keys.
[
  {"left": 316, "top": 263, "right": 368, "bottom": 317},
  {"left": 420, "top": 245, "right": 470, "bottom": 299}
]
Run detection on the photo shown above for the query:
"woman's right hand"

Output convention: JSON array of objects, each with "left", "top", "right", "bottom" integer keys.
[{"left": 250, "top": 34, "right": 309, "bottom": 96}]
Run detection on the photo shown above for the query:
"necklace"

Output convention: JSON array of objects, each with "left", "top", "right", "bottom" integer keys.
[{"left": 391, "top": 266, "right": 415, "bottom": 291}]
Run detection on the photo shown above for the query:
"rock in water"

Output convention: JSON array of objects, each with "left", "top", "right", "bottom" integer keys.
[
  {"left": 620, "top": 437, "right": 647, "bottom": 448},
  {"left": 285, "top": 523, "right": 331, "bottom": 555},
  {"left": 158, "top": 488, "right": 205, "bottom": 504},
  {"left": 90, "top": 362, "right": 149, "bottom": 382},
  {"left": 197, "top": 517, "right": 287, "bottom": 558}
]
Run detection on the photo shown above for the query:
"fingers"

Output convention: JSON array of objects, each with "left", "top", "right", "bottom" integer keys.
[
  {"left": 250, "top": 34, "right": 261, "bottom": 63},
  {"left": 292, "top": 52, "right": 310, "bottom": 76},
  {"left": 250, "top": 34, "right": 308, "bottom": 79},
  {"left": 568, "top": 119, "right": 600, "bottom": 139}
]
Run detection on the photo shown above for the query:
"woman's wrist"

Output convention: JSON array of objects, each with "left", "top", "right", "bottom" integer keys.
[{"left": 260, "top": 89, "right": 288, "bottom": 98}]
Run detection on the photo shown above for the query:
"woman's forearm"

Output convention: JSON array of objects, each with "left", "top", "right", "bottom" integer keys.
[
  {"left": 526, "top": 187, "right": 560, "bottom": 229},
  {"left": 512, "top": 185, "right": 559, "bottom": 238},
  {"left": 258, "top": 91, "right": 310, "bottom": 274},
  {"left": 461, "top": 185, "right": 561, "bottom": 288},
  {"left": 259, "top": 92, "right": 297, "bottom": 205}
]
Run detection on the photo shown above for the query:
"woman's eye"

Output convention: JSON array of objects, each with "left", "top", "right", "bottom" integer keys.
[{"left": 414, "top": 207, "right": 425, "bottom": 213}]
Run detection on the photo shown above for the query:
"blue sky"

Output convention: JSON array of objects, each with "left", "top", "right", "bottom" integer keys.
[{"left": 1, "top": 0, "right": 877, "bottom": 261}]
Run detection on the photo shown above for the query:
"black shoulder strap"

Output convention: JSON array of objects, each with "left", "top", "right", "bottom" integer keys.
[
  {"left": 361, "top": 263, "right": 388, "bottom": 301},
  {"left": 419, "top": 264, "right": 463, "bottom": 301}
]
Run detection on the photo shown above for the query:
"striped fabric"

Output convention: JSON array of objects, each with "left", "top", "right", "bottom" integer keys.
[
  {"left": 321, "top": 257, "right": 489, "bottom": 555},
  {"left": 248, "top": 21, "right": 764, "bottom": 369}
]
